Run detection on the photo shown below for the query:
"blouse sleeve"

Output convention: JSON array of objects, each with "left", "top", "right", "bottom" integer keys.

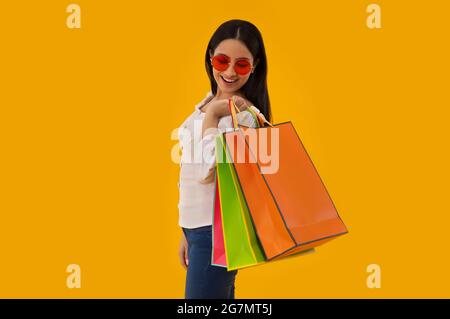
[{"left": 198, "top": 109, "right": 260, "bottom": 181}]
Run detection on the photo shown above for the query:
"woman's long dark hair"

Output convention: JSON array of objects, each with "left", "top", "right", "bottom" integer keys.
[{"left": 205, "top": 19, "right": 272, "bottom": 122}]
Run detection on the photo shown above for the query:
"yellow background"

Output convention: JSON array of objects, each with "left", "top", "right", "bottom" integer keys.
[{"left": 1, "top": 0, "right": 449, "bottom": 298}]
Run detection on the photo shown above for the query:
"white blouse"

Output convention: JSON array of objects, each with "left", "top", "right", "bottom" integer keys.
[{"left": 177, "top": 90, "right": 266, "bottom": 229}]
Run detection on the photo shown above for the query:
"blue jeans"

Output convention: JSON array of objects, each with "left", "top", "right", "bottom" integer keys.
[{"left": 182, "top": 225, "right": 238, "bottom": 299}]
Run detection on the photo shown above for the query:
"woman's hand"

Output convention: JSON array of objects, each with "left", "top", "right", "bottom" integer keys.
[
  {"left": 178, "top": 232, "right": 189, "bottom": 270},
  {"left": 205, "top": 95, "right": 251, "bottom": 118},
  {"left": 200, "top": 95, "right": 252, "bottom": 184},
  {"left": 231, "top": 95, "right": 252, "bottom": 112},
  {"left": 202, "top": 95, "right": 252, "bottom": 140}
]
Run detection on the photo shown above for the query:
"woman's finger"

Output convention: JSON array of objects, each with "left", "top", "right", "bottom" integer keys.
[
  {"left": 232, "top": 96, "right": 249, "bottom": 111},
  {"left": 184, "top": 247, "right": 189, "bottom": 267},
  {"left": 179, "top": 247, "right": 187, "bottom": 270}
]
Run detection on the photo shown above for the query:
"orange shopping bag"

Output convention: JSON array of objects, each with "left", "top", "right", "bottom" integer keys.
[{"left": 224, "top": 100, "right": 348, "bottom": 260}]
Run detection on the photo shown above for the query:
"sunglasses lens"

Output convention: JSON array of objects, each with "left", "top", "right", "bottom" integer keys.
[
  {"left": 211, "top": 55, "right": 230, "bottom": 71},
  {"left": 212, "top": 55, "right": 253, "bottom": 75},
  {"left": 234, "top": 60, "right": 252, "bottom": 75}
]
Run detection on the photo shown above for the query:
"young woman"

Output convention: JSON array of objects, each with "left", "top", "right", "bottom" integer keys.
[{"left": 177, "top": 19, "right": 272, "bottom": 299}]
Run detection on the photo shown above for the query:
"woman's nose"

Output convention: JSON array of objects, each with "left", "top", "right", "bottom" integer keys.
[{"left": 223, "top": 64, "right": 237, "bottom": 77}]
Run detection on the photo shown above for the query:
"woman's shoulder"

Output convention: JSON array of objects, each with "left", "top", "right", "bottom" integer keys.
[{"left": 195, "top": 91, "right": 214, "bottom": 109}]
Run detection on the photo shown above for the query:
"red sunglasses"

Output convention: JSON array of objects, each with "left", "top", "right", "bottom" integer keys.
[{"left": 210, "top": 54, "right": 254, "bottom": 75}]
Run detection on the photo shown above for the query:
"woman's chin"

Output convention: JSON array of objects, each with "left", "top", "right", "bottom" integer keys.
[{"left": 218, "top": 84, "right": 242, "bottom": 94}]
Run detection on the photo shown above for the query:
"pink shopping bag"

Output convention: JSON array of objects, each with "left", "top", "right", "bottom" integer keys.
[{"left": 212, "top": 176, "right": 227, "bottom": 267}]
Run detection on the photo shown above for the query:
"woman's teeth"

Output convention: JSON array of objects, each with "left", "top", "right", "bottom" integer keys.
[{"left": 221, "top": 75, "right": 237, "bottom": 83}]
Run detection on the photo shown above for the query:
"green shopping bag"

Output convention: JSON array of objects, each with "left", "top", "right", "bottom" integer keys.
[{"left": 215, "top": 133, "right": 266, "bottom": 271}]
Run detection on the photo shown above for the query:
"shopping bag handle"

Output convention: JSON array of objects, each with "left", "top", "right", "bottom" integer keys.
[
  {"left": 228, "top": 98, "right": 273, "bottom": 129},
  {"left": 228, "top": 98, "right": 239, "bottom": 129}
]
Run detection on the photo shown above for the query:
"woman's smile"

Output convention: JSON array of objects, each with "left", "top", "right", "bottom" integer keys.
[{"left": 220, "top": 74, "right": 238, "bottom": 84}]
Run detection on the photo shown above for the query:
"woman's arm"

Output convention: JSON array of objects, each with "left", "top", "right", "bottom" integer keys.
[
  {"left": 202, "top": 96, "right": 252, "bottom": 138},
  {"left": 201, "top": 99, "right": 228, "bottom": 138},
  {"left": 199, "top": 97, "right": 258, "bottom": 183}
]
